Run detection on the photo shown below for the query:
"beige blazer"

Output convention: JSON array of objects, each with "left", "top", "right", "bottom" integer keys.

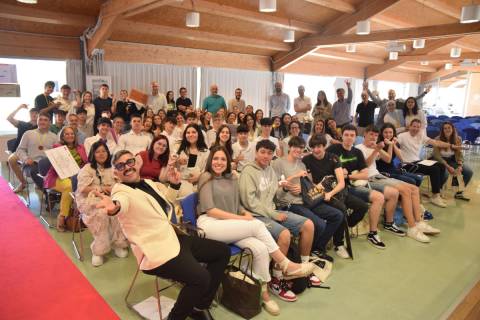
[{"left": 112, "top": 179, "right": 180, "bottom": 270}]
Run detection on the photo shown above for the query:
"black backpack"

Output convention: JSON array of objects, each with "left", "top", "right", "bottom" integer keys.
[{"left": 287, "top": 244, "right": 309, "bottom": 294}]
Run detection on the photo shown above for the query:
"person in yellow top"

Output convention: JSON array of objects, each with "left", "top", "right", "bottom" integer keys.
[{"left": 96, "top": 149, "right": 229, "bottom": 320}]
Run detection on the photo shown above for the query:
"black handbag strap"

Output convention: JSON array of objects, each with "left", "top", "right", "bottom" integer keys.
[{"left": 236, "top": 247, "right": 255, "bottom": 281}]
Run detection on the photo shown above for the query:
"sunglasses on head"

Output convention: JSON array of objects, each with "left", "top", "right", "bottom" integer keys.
[{"left": 114, "top": 158, "right": 136, "bottom": 171}]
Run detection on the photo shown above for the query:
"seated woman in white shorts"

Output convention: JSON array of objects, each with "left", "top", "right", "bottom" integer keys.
[{"left": 197, "top": 145, "right": 314, "bottom": 316}]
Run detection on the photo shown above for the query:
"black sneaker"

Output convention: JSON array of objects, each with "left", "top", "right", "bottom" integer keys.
[
  {"left": 311, "top": 250, "right": 334, "bottom": 263},
  {"left": 384, "top": 223, "right": 406, "bottom": 237},
  {"left": 455, "top": 192, "right": 470, "bottom": 201},
  {"left": 367, "top": 233, "right": 386, "bottom": 249},
  {"left": 423, "top": 210, "right": 434, "bottom": 220}
]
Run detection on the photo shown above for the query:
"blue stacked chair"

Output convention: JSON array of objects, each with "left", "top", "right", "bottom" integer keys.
[
  {"left": 462, "top": 127, "right": 480, "bottom": 144},
  {"left": 426, "top": 127, "right": 440, "bottom": 139}
]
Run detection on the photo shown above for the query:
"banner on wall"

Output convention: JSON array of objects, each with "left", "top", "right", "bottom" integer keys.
[
  {"left": 86, "top": 75, "right": 112, "bottom": 98},
  {"left": 0, "top": 64, "right": 17, "bottom": 84}
]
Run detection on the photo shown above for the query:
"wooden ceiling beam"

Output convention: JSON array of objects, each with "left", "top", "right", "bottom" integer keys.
[
  {"left": 0, "top": 3, "right": 94, "bottom": 27},
  {"left": 302, "top": 22, "right": 480, "bottom": 47},
  {"left": 397, "top": 64, "right": 437, "bottom": 73},
  {"left": 309, "top": 50, "right": 384, "bottom": 64},
  {"left": 421, "top": 65, "right": 480, "bottom": 82},
  {"left": 365, "top": 37, "right": 462, "bottom": 78},
  {"left": 414, "top": 0, "right": 460, "bottom": 20},
  {"left": 273, "top": 0, "right": 400, "bottom": 71},
  {"left": 114, "top": 20, "right": 291, "bottom": 51},
  {"left": 87, "top": 0, "right": 177, "bottom": 56},
  {"left": 304, "top": 0, "right": 355, "bottom": 13},
  {"left": 401, "top": 52, "right": 480, "bottom": 62},
  {"left": 166, "top": 0, "right": 320, "bottom": 33}
]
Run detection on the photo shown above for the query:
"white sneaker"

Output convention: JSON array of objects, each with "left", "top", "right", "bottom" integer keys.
[
  {"left": 417, "top": 221, "right": 441, "bottom": 235},
  {"left": 262, "top": 299, "right": 280, "bottom": 316},
  {"left": 334, "top": 246, "right": 350, "bottom": 259},
  {"left": 92, "top": 255, "right": 104, "bottom": 267},
  {"left": 114, "top": 247, "right": 128, "bottom": 258},
  {"left": 407, "top": 226, "right": 430, "bottom": 243},
  {"left": 431, "top": 195, "right": 447, "bottom": 208}
]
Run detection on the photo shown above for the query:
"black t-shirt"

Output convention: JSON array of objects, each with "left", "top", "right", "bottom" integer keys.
[
  {"left": 13, "top": 121, "right": 37, "bottom": 151},
  {"left": 376, "top": 144, "right": 400, "bottom": 173},
  {"left": 355, "top": 101, "right": 377, "bottom": 127},
  {"left": 94, "top": 97, "right": 113, "bottom": 118},
  {"left": 115, "top": 100, "right": 137, "bottom": 122},
  {"left": 128, "top": 103, "right": 145, "bottom": 117},
  {"left": 326, "top": 144, "right": 366, "bottom": 175},
  {"left": 34, "top": 94, "right": 54, "bottom": 118},
  {"left": 176, "top": 97, "right": 192, "bottom": 109},
  {"left": 302, "top": 152, "right": 341, "bottom": 184}
]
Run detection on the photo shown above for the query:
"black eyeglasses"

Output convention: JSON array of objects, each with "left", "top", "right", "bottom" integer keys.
[{"left": 114, "top": 158, "right": 136, "bottom": 171}]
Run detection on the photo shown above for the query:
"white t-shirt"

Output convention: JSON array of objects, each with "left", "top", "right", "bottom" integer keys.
[
  {"left": 232, "top": 141, "right": 255, "bottom": 172},
  {"left": 117, "top": 131, "right": 152, "bottom": 156},
  {"left": 294, "top": 96, "right": 312, "bottom": 122},
  {"left": 397, "top": 131, "right": 429, "bottom": 163},
  {"left": 84, "top": 134, "right": 117, "bottom": 156},
  {"left": 355, "top": 144, "right": 380, "bottom": 178}
]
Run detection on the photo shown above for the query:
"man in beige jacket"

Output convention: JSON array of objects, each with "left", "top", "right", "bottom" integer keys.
[{"left": 96, "top": 149, "right": 229, "bottom": 320}]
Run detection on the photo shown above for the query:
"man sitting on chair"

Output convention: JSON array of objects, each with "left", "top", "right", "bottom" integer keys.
[
  {"left": 96, "top": 150, "right": 230, "bottom": 320},
  {"left": 13, "top": 112, "right": 57, "bottom": 191}
]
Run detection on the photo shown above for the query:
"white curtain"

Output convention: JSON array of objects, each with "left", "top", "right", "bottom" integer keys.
[
  {"left": 66, "top": 59, "right": 198, "bottom": 101},
  {"left": 200, "top": 67, "right": 274, "bottom": 113},
  {"left": 104, "top": 61, "right": 197, "bottom": 101},
  {"left": 66, "top": 59, "right": 84, "bottom": 91}
]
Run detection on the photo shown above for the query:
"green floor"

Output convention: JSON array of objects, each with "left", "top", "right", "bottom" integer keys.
[{"left": 4, "top": 155, "right": 480, "bottom": 320}]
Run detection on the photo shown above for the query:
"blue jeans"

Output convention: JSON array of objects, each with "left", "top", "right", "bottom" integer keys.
[
  {"left": 389, "top": 172, "right": 423, "bottom": 186},
  {"left": 281, "top": 203, "right": 343, "bottom": 253}
]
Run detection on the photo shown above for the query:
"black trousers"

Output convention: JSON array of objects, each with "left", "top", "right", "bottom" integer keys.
[
  {"left": 404, "top": 161, "right": 446, "bottom": 194},
  {"left": 22, "top": 162, "right": 43, "bottom": 189},
  {"left": 144, "top": 235, "right": 230, "bottom": 320},
  {"left": 329, "top": 191, "right": 369, "bottom": 247}
]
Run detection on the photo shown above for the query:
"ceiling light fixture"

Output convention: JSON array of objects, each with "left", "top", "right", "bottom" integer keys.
[
  {"left": 445, "top": 63, "right": 453, "bottom": 70},
  {"left": 420, "top": 61, "right": 429, "bottom": 66},
  {"left": 346, "top": 44, "right": 356, "bottom": 53},
  {"left": 460, "top": 4, "right": 480, "bottom": 23},
  {"left": 283, "top": 30, "right": 295, "bottom": 43},
  {"left": 450, "top": 47, "right": 462, "bottom": 58},
  {"left": 259, "top": 0, "right": 276, "bottom": 12},
  {"left": 356, "top": 20, "right": 370, "bottom": 35},
  {"left": 17, "top": 0, "right": 37, "bottom": 3},
  {"left": 186, "top": 11, "right": 200, "bottom": 28},
  {"left": 413, "top": 39, "right": 425, "bottom": 49},
  {"left": 389, "top": 52, "right": 399, "bottom": 60}
]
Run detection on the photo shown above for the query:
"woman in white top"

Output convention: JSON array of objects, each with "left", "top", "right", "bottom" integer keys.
[
  {"left": 176, "top": 123, "right": 210, "bottom": 197},
  {"left": 76, "top": 91, "right": 95, "bottom": 129},
  {"left": 198, "top": 146, "right": 315, "bottom": 316},
  {"left": 75, "top": 140, "right": 128, "bottom": 266},
  {"left": 403, "top": 97, "right": 427, "bottom": 130}
]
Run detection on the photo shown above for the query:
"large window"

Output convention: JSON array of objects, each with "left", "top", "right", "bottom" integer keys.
[
  {"left": 0, "top": 58, "right": 66, "bottom": 134},
  {"left": 422, "top": 76, "right": 467, "bottom": 117}
]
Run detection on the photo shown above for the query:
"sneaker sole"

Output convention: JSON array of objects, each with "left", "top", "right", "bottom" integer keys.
[
  {"left": 407, "top": 234, "right": 430, "bottom": 243},
  {"left": 268, "top": 288, "right": 297, "bottom": 302},
  {"left": 367, "top": 239, "right": 386, "bottom": 250},
  {"left": 384, "top": 228, "right": 406, "bottom": 237}
]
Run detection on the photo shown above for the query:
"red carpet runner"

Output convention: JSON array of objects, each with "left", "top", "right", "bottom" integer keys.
[{"left": 0, "top": 177, "right": 119, "bottom": 320}]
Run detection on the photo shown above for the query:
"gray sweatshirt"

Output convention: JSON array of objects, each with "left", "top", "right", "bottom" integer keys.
[
  {"left": 239, "top": 161, "right": 280, "bottom": 219},
  {"left": 272, "top": 158, "right": 305, "bottom": 207}
]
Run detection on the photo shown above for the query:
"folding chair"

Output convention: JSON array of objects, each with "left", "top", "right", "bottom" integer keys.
[
  {"left": 70, "top": 192, "right": 87, "bottom": 261},
  {"left": 179, "top": 193, "right": 251, "bottom": 266},
  {"left": 125, "top": 255, "right": 177, "bottom": 320},
  {"left": 37, "top": 157, "right": 61, "bottom": 228}
]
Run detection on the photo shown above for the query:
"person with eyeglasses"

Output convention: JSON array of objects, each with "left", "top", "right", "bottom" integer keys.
[{"left": 96, "top": 149, "right": 230, "bottom": 320}]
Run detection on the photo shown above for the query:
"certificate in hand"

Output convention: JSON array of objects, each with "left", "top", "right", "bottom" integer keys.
[{"left": 45, "top": 145, "right": 80, "bottom": 179}]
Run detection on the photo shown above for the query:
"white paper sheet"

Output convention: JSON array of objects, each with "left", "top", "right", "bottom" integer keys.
[
  {"left": 417, "top": 160, "right": 437, "bottom": 167},
  {"left": 44, "top": 145, "right": 80, "bottom": 179},
  {"left": 133, "top": 296, "right": 176, "bottom": 320}
]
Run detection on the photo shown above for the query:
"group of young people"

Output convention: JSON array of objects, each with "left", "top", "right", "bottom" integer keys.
[{"left": 6, "top": 80, "right": 473, "bottom": 320}]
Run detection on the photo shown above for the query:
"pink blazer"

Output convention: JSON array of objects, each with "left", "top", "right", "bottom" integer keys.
[{"left": 44, "top": 143, "right": 88, "bottom": 188}]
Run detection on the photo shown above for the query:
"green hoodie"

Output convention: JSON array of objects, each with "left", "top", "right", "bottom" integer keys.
[{"left": 239, "top": 161, "right": 281, "bottom": 219}]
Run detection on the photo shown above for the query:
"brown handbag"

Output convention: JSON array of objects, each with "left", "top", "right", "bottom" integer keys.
[{"left": 220, "top": 248, "right": 262, "bottom": 319}]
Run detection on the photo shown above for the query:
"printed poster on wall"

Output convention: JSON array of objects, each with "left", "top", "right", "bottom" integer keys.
[{"left": 86, "top": 75, "right": 112, "bottom": 98}]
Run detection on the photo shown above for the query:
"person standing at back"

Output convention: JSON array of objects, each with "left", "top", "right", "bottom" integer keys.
[
  {"left": 332, "top": 80, "right": 352, "bottom": 128},
  {"left": 294, "top": 85, "right": 312, "bottom": 132},
  {"left": 34, "top": 81, "right": 58, "bottom": 119},
  {"left": 228, "top": 88, "right": 246, "bottom": 113},
  {"left": 93, "top": 84, "right": 114, "bottom": 134},
  {"left": 147, "top": 81, "right": 168, "bottom": 114},
  {"left": 269, "top": 82, "right": 290, "bottom": 118},
  {"left": 202, "top": 84, "right": 227, "bottom": 116},
  {"left": 354, "top": 91, "right": 377, "bottom": 136}
]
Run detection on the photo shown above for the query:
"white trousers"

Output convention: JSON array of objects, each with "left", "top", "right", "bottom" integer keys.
[{"left": 197, "top": 215, "right": 280, "bottom": 283}]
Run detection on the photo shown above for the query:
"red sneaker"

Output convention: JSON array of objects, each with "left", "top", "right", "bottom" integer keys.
[{"left": 268, "top": 277, "right": 297, "bottom": 302}]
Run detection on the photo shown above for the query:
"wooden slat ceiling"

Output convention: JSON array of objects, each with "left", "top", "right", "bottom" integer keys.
[{"left": 1, "top": 0, "right": 480, "bottom": 82}]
